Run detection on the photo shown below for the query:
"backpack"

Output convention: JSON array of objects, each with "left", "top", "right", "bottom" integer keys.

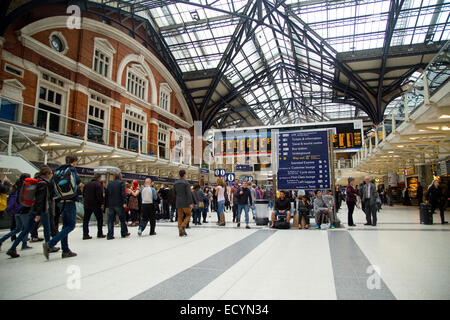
[
  {"left": 6, "top": 188, "right": 22, "bottom": 215},
  {"left": 19, "top": 178, "right": 40, "bottom": 207},
  {"left": 53, "top": 166, "right": 77, "bottom": 200}
]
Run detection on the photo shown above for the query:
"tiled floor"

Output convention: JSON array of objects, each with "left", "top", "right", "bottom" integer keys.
[{"left": 0, "top": 204, "right": 449, "bottom": 300}]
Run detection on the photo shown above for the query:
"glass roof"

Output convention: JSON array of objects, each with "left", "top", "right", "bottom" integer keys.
[{"left": 100, "top": 0, "right": 450, "bottom": 127}]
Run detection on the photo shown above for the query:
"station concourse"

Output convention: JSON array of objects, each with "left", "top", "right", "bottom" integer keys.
[{"left": 0, "top": 0, "right": 449, "bottom": 302}]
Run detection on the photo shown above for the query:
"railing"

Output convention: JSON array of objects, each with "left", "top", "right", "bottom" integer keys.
[
  {"left": 385, "top": 40, "right": 449, "bottom": 131},
  {"left": 334, "top": 159, "right": 353, "bottom": 169},
  {"left": 0, "top": 122, "right": 48, "bottom": 164},
  {"left": 354, "top": 40, "right": 450, "bottom": 168},
  {"left": 0, "top": 97, "right": 194, "bottom": 166}
]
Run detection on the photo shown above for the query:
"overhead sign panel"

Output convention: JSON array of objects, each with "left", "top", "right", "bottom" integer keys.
[
  {"left": 213, "top": 120, "right": 362, "bottom": 158},
  {"left": 277, "top": 130, "right": 331, "bottom": 190}
]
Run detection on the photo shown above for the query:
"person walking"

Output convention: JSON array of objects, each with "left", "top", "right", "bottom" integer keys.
[
  {"left": 128, "top": 180, "right": 140, "bottom": 227},
  {"left": 250, "top": 184, "right": 257, "bottom": 220},
  {"left": 0, "top": 174, "right": 31, "bottom": 254},
  {"left": 230, "top": 180, "right": 240, "bottom": 223},
  {"left": 215, "top": 179, "right": 226, "bottom": 226},
  {"left": 426, "top": 180, "right": 448, "bottom": 224},
  {"left": 174, "top": 170, "right": 194, "bottom": 237},
  {"left": 202, "top": 187, "right": 210, "bottom": 223},
  {"left": 417, "top": 183, "right": 423, "bottom": 206},
  {"left": 403, "top": 186, "right": 411, "bottom": 206},
  {"left": 82, "top": 173, "right": 105, "bottom": 239},
  {"left": 192, "top": 184, "right": 204, "bottom": 226},
  {"left": 138, "top": 178, "right": 158, "bottom": 236},
  {"left": 361, "top": 176, "right": 378, "bottom": 226},
  {"left": 335, "top": 185, "right": 342, "bottom": 213},
  {"left": 386, "top": 186, "right": 393, "bottom": 206},
  {"left": 158, "top": 184, "right": 170, "bottom": 220},
  {"left": 168, "top": 186, "right": 176, "bottom": 223},
  {"left": 105, "top": 172, "right": 130, "bottom": 240},
  {"left": 236, "top": 181, "right": 253, "bottom": 229},
  {"left": 346, "top": 177, "right": 358, "bottom": 227},
  {"left": 44, "top": 155, "right": 81, "bottom": 259}
]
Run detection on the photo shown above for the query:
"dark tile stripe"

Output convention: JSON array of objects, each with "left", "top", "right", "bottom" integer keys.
[
  {"left": 347, "top": 228, "right": 450, "bottom": 232},
  {"left": 328, "top": 230, "right": 396, "bottom": 300},
  {"left": 131, "top": 229, "right": 276, "bottom": 300}
]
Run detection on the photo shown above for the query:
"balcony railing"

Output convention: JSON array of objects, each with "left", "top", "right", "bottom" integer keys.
[
  {"left": 0, "top": 98, "right": 193, "bottom": 166},
  {"left": 353, "top": 40, "right": 450, "bottom": 168}
]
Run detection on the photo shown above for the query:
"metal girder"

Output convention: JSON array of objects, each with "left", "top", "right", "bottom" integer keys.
[{"left": 377, "top": 0, "right": 406, "bottom": 120}]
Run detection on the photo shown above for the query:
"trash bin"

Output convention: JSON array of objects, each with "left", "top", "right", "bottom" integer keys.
[{"left": 255, "top": 199, "right": 270, "bottom": 225}]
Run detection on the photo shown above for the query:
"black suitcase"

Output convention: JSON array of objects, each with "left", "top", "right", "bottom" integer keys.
[
  {"left": 255, "top": 217, "right": 269, "bottom": 226},
  {"left": 420, "top": 203, "right": 433, "bottom": 225}
]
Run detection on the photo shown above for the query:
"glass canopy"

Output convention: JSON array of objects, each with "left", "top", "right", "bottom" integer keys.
[{"left": 93, "top": 0, "right": 450, "bottom": 127}]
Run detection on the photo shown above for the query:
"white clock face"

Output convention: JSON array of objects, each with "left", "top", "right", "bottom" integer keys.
[{"left": 50, "top": 35, "right": 63, "bottom": 52}]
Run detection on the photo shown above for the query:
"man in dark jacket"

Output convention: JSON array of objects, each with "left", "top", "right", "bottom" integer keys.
[
  {"left": 105, "top": 172, "right": 130, "bottom": 240},
  {"left": 158, "top": 184, "right": 170, "bottom": 220},
  {"left": 82, "top": 174, "right": 105, "bottom": 239},
  {"left": 168, "top": 187, "right": 176, "bottom": 222},
  {"left": 174, "top": 170, "right": 193, "bottom": 237},
  {"left": 236, "top": 181, "right": 253, "bottom": 229}
]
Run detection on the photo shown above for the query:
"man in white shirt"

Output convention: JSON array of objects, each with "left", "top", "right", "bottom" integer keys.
[{"left": 138, "top": 178, "right": 158, "bottom": 236}]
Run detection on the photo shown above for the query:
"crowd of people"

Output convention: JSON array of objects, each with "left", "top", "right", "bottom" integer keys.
[{"left": 0, "top": 161, "right": 449, "bottom": 260}]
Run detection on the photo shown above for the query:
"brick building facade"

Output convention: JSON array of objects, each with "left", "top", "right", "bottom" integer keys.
[{"left": 0, "top": 6, "right": 194, "bottom": 165}]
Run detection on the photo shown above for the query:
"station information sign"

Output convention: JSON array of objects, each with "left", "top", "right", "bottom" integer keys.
[
  {"left": 213, "top": 120, "right": 362, "bottom": 157},
  {"left": 277, "top": 130, "right": 331, "bottom": 190}
]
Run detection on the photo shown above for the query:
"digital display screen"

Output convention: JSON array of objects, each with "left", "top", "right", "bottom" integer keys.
[{"left": 214, "top": 121, "right": 362, "bottom": 156}]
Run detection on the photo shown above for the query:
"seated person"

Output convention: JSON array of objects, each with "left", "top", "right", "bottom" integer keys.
[
  {"left": 323, "top": 190, "right": 335, "bottom": 211},
  {"left": 271, "top": 190, "right": 291, "bottom": 227},
  {"left": 313, "top": 190, "right": 335, "bottom": 229},
  {"left": 297, "top": 195, "right": 311, "bottom": 229}
]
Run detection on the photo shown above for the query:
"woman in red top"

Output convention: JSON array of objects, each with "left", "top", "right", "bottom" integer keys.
[{"left": 346, "top": 177, "right": 358, "bottom": 227}]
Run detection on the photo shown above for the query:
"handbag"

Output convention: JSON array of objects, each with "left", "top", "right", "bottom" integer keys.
[
  {"left": 198, "top": 201, "right": 205, "bottom": 209},
  {"left": 128, "top": 195, "right": 139, "bottom": 211}
]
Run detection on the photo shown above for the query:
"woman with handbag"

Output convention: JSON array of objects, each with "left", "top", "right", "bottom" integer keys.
[{"left": 128, "top": 180, "right": 140, "bottom": 227}]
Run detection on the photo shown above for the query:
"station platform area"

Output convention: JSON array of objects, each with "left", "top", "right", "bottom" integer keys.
[{"left": 0, "top": 205, "right": 449, "bottom": 300}]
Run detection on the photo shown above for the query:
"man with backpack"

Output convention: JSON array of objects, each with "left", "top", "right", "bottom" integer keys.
[
  {"left": 43, "top": 154, "right": 81, "bottom": 259},
  {"left": 105, "top": 172, "right": 130, "bottom": 240}
]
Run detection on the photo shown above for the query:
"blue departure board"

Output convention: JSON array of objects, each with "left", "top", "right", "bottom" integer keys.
[{"left": 277, "top": 130, "right": 331, "bottom": 190}]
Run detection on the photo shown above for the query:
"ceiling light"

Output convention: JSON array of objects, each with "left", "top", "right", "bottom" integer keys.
[
  {"left": 397, "top": 145, "right": 404, "bottom": 148},
  {"left": 439, "top": 115, "right": 450, "bottom": 119},
  {"left": 427, "top": 126, "right": 439, "bottom": 130},
  {"left": 443, "top": 126, "right": 450, "bottom": 131}
]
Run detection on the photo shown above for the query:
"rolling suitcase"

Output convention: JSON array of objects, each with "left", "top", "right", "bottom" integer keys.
[{"left": 420, "top": 203, "right": 433, "bottom": 225}]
